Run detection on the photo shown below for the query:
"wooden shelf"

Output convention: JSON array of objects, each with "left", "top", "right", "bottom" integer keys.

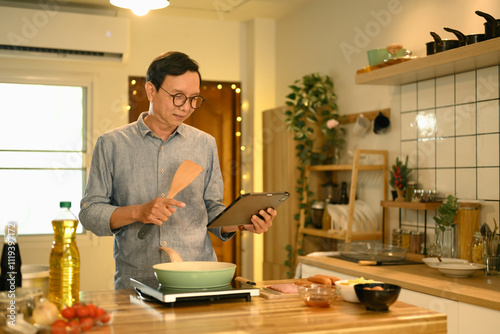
[
  {"left": 380, "top": 200, "right": 442, "bottom": 210},
  {"left": 355, "top": 38, "right": 500, "bottom": 85},
  {"left": 296, "top": 149, "right": 389, "bottom": 251}
]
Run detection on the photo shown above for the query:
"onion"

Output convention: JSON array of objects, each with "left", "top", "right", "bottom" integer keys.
[{"left": 32, "top": 298, "right": 59, "bottom": 325}]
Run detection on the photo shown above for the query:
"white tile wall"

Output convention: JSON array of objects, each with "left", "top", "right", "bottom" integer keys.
[{"left": 400, "top": 65, "right": 500, "bottom": 226}]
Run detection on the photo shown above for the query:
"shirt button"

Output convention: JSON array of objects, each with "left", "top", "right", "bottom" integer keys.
[
  {"left": 161, "top": 146, "right": 164, "bottom": 150},
  {"left": 162, "top": 241, "right": 167, "bottom": 246},
  {"left": 161, "top": 169, "right": 164, "bottom": 174},
  {"left": 161, "top": 193, "right": 165, "bottom": 197}
]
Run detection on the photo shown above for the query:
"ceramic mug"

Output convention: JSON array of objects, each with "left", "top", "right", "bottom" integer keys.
[
  {"left": 352, "top": 114, "right": 370, "bottom": 136},
  {"left": 373, "top": 112, "right": 390, "bottom": 134}
]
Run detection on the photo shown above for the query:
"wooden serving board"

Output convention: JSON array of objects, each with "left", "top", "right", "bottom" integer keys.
[{"left": 259, "top": 287, "right": 298, "bottom": 299}]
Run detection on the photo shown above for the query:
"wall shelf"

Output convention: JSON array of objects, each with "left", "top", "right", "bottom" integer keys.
[
  {"left": 296, "top": 149, "right": 389, "bottom": 254},
  {"left": 355, "top": 38, "right": 500, "bottom": 86}
]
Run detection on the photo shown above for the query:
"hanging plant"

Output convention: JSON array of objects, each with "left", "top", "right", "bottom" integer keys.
[{"left": 282, "top": 73, "right": 346, "bottom": 278}]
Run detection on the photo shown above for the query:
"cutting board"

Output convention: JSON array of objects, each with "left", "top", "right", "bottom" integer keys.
[{"left": 258, "top": 283, "right": 299, "bottom": 299}]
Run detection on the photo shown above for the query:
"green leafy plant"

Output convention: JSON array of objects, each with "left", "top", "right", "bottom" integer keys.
[
  {"left": 433, "top": 195, "right": 459, "bottom": 232},
  {"left": 389, "top": 156, "right": 412, "bottom": 190},
  {"left": 283, "top": 73, "right": 345, "bottom": 277}
]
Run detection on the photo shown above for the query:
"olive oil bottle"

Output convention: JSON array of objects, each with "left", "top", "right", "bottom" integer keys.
[{"left": 49, "top": 201, "right": 80, "bottom": 309}]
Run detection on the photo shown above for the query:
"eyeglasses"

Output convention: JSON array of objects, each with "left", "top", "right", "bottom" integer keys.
[{"left": 160, "top": 87, "right": 205, "bottom": 109}]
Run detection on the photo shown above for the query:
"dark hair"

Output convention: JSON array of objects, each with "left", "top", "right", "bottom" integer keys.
[{"left": 146, "top": 51, "right": 201, "bottom": 91}]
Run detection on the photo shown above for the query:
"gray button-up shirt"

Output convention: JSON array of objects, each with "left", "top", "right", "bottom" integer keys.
[{"left": 80, "top": 112, "right": 234, "bottom": 289}]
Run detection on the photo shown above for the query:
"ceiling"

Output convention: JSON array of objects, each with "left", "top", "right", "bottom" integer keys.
[{"left": 0, "top": 0, "right": 312, "bottom": 21}]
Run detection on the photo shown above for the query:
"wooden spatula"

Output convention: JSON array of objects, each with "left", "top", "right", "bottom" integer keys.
[{"left": 137, "top": 160, "right": 203, "bottom": 239}]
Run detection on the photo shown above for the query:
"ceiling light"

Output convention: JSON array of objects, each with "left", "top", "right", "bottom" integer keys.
[{"left": 110, "top": 0, "right": 170, "bottom": 16}]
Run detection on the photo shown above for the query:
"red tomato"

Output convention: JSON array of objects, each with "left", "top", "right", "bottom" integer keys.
[
  {"left": 61, "top": 306, "right": 76, "bottom": 320},
  {"left": 87, "top": 303, "right": 97, "bottom": 318},
  {"left": 80, "top": 317, "right": 93, "bottom": 332},
  {"left": 51, "top": 319, "right": 67, "bottom": 334},
  {"left": 67, "top": 319, "right": 81, "bottom": 334},
  {"left": 75, "top": 305, "right": 90, "bottom": 318},
  {"left": 95, "top": 307, "right": 111, "bottom": 324}
]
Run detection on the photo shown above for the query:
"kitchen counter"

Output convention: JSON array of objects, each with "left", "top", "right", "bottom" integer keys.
[
  {"left": 298, "top": 255, "right": 500, "bottom": 311},
  {"left": 75, "top": 280, "right": 446, "bottom": 334}
]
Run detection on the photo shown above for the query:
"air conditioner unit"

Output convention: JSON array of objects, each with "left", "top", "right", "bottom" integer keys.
[{"left": 0, "top": 6, "right": 129, "bottom": 63}]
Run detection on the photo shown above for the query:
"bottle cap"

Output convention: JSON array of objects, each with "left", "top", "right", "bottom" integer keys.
[{"left": 60, "top": 201, "right": 72, "bottom": 208}]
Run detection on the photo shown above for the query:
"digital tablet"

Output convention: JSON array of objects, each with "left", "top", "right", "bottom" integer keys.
[{"left": 207, "top": 192, "right": 290, "bottom": 228}]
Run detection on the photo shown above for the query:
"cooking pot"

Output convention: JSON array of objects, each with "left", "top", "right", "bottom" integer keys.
[
  {"left": 475, "top": 10, "right": 500, "bottom": 39},
  {"left": 443, "top": 27, "right": 485, "bottom": 45},
  {"left": 426, "top": 32, "right": 461, "bottom": 55},
  {"left": 153, "top": 247, "right": 236, "bottom": 288}
]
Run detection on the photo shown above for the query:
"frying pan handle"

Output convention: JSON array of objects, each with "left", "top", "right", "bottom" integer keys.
[{"left": 475, "top": 10, "right": 500, "bottom": 27}]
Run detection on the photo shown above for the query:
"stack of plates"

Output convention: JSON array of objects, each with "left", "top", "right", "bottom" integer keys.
[{"left": 325, "top": 200, "right": 378, "bottom": 232}]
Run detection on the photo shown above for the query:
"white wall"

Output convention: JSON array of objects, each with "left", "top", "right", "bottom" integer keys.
[
  {"left": 274, "top": 0, "right": 500, "bottom": 238},
  {"left": 1, "top": 8, "right": 241, "bottom": 291}
]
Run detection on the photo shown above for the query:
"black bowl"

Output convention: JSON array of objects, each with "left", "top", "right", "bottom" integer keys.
[{"left": 354, "top": 283, "right": 401, "bottom": 311}]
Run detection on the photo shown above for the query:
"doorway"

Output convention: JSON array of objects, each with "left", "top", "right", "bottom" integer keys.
[{"left": 128, "top": 77, "right": 241, "bottom": 270}]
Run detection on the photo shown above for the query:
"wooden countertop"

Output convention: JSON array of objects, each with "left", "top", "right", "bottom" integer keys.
[
  {"left": 76, "top": 280, "right": 446, "bottom": 334},
  {"left": 299, "top": 255, "right": 500, "bottom": 311}
]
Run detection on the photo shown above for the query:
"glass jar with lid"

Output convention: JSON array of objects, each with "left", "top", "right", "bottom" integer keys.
[
  {"left": 405, "top": 181, "right": 418, "bottom": 202},
  {"left": 472, "top": 231, "right": 484, "bottom": 264}
]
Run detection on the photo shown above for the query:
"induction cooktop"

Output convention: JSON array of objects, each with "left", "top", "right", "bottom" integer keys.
[{"left": 130, "top": 277, "right": 260, "bottom": 304}]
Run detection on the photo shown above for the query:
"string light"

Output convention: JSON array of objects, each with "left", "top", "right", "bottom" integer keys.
[{"left": 130, "top": 79, "right": 136, "bottom": 85}]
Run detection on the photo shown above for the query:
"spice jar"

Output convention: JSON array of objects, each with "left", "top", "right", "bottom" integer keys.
[
  {"left": 405, "top": 181, "right": 418, "bottom": 202},
  {"left": 472, "top": 231, "right": 484, "bottom": 264}
]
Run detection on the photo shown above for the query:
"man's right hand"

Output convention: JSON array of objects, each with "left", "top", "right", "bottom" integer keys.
[
  {"left": 109, "top": 197, "right": 186, "bottom": 230},
  {"left": 138, "top": 197, "right": 186, "bottom": 226}
]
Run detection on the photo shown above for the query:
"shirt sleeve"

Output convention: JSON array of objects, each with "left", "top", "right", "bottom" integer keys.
[
  {"left": 79, "top": 136, "right": 118, "bottom": 237},
  {"left": 203, "top": 136, "right": 235, "bottom": 242}
]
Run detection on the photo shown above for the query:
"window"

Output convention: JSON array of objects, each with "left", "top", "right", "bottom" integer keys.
[{"left": 0, "top": 81, "right": 88, "bottom": 235}]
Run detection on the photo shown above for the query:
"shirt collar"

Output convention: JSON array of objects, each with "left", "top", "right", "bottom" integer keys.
[{"left": 137, "top": 111, "right": 186, "bottom": 139}]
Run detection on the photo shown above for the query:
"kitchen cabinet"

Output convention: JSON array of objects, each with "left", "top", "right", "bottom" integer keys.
[
  {"left": 298, "top": 255, "right": 500, "bottom": 334},
  {"left": 380, "top": 200, "right": 442, "bottom": 255},
  {"left": 355, "top": 38, "right": 500, "bottom": 85},
  {"left": 296, "top": 149, "right": 389, "bottom": 252}
]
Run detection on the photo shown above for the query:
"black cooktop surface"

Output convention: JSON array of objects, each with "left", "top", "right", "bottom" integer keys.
[{"left": 130, "top": 277, "right": 260, "bottom": 304}]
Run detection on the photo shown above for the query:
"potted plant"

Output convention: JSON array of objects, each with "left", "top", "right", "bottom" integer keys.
[
  {"left": 389, "top": 156, "right": 412, "bottom": 201},
  {"left": 283, "top": 73, "right": 346, "bottom": 277},
  {"left": 428, "top": 195, "right": 459, "bottom": 257}
]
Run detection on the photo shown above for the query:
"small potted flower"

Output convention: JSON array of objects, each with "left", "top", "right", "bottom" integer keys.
[{"left": 390, "top": 155, "right": 412, "bottom": 201}]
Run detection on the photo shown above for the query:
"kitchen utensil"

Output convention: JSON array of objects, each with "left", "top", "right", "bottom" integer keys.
[
  {"left": 373, "top": 111, "right": 390, "bottom": 134},
  {"left": 297, "top": 283, "right": 337, "bottom": 308},
  {"left": 444, "top": 27, "right": 485, "bottom": 45},
  {"left": 426, "top": 31, "right": 461, "bottom": 55},
  {"left": 354, "top": 283, "right": 401, "bottom": 312},
  {"left": 422, "top": 257, "right": 468, "bottom": 267},
  {"left": 234, "top": 277, "right": 281, "bottom": 295},
  {"left": 433, "top": 262, "right": 486, "bottom": 277},
  {"left": 475, "top": 10, "right": 500, "bottom": 39},
  {"left": 338, "top": 242, "right": 407, "bottom": 263},
  {"left": 484, "top": 256, "right": 500, "bottom": 275},
  {"left": 138, "top": 160, "right": 203, "bottom": 239},
  {"left": 154, "top": 246, "right": 236, "bottom": 289}
]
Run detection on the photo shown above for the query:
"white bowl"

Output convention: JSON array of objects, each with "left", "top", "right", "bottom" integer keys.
[
  {"left": 422, "top": 257, "right": 469, "bottom": 268},
  {"left": 434, "top": 263, "right": 486, "bottom": 277},
  {"left": 334, "top": 278, "right": 379, "bottom": 303}
]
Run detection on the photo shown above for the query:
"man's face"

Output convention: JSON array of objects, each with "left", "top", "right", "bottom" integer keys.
[{"left": 147, "top": 71, "right": 200, "bottom": 128}]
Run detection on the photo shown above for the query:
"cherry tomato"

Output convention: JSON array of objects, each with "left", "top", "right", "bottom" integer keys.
[
  {"left": 67, "top": 319, "right": 81, "bottom": 334},
  {"left": 95, "top": 307, "right": 111, "bottom": 324},
  {"left": 75, "top": 305, "right": 90, "bottom": 318},
  {"left": 61, "top": 306, "right": 76, "bottom": 320},
  {"left": 80, "top": 317, "right": 93, "bottom": 332},
  {"left": 87, "top": 303, "right": 97, "bottom": 318},
  {"left": 51, "top": 319, "right": 67, "bottom": 334}
]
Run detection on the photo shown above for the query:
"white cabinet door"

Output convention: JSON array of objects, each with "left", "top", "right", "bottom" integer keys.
[{"left": 458, "top": 303, "right": 500, "bottom": 334}]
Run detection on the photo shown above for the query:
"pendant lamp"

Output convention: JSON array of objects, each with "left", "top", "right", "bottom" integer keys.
[{"left": 110, "top": 0, "right": 170, "bottom": 16}]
